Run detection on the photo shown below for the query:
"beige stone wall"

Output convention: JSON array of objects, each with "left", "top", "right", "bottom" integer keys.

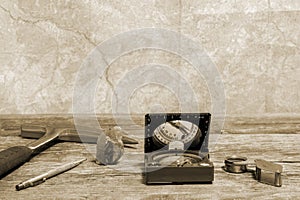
[{"left": 0, "top": 0, "right": 299, "bottom": 116}]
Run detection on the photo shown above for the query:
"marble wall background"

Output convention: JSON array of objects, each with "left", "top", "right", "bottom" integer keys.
[{"left": 0, "top": 0, "right": 299, "bottom": 117}]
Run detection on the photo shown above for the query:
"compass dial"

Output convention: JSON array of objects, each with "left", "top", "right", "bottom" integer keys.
[{"left": 153, "top": 120, "right": 201, "bottom": 145}]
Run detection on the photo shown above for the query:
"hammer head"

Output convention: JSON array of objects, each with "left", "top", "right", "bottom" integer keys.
[
  {"left": 20, "top": 125, "right": 138, "bottom": 145},
  {"left": 21, "top": 125, "right": 47, "bottom": 136}
]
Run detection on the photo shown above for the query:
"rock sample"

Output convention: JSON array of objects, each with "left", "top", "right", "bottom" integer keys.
[{"left": 96, "top": 126, "right": 125, "bottom": 165}]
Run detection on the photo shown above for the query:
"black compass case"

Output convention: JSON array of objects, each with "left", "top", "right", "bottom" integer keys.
[{"left": 144, "top": 113, "right": 214, "bottom": 184}]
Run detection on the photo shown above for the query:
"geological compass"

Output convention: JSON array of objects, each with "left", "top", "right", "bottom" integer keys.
[{"left": 144, "top": 113, "right": 214, "bottom": 184}]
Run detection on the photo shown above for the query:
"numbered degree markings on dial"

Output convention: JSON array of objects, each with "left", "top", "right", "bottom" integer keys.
[{"left": 153, "top": 120, "right": 202, "bottom": 145}]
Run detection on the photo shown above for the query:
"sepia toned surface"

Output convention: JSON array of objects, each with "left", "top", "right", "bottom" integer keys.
[
  {"left": 0, "top": 0, "right": 298, "bottom": 117},
  {"left": 0, "top": 1, "right": 299, "bottom": 199},
  {"left": 0, "top": 115, "right": 299, "bottom": 200}
]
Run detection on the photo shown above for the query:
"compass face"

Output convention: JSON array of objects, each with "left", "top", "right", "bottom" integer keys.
[{"left": 153, "top": 120, "right": 201, "bottom": 145}]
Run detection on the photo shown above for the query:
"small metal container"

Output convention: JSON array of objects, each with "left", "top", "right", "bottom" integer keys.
[{"left": 255, "top": 159, "right": 283, "bottom": 187}]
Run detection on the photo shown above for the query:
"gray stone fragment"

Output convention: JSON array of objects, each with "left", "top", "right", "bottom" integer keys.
[{"left": 96, "top": 126, "right": 124, "bottom": 165}]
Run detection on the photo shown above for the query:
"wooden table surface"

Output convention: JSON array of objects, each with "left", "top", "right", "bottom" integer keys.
[{"left": 0, "top": 115, "right": 299, "bottom": 200}]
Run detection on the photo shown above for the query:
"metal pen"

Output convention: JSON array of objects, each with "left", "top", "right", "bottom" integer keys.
[{"left": 16, "top": 158, "right": 86, "bottom": 191}]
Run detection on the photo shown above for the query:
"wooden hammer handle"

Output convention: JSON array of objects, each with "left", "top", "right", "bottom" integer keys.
[{"left": 0, "top": 146, "right": 33, "bottom": 178}]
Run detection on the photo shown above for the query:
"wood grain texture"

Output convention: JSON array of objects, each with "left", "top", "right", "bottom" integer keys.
[
  {"left": 0, "top": 114, "right": 300, "bottom": 134},
  {"left": 0, "top": 115, "right": 299, "bottom": 199}
]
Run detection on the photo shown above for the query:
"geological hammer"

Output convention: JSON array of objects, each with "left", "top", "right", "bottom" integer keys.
[{"left": 0, "top": 125, "right": 138, "bottom": 178}]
